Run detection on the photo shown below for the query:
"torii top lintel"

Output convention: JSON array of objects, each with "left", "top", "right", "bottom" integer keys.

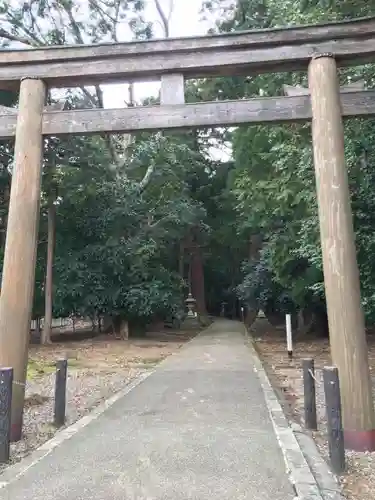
[{"left": 0, "top": 16, "right": 375, "bottom": 89}]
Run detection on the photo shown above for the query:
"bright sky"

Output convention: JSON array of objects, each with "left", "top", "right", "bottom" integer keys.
[
  {"left": 94, "top": 0, "right": 230, "bottom": 162},
  {"left": 102, "top": 0, "right": 231, "bottom": 161},
  {"left": 103, "top": 0, "right": 210, "bottom": 108}
]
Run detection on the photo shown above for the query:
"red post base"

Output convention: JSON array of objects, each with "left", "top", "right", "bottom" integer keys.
[{"left": 344, "top": 429, "right": 375, "bottom": 452}]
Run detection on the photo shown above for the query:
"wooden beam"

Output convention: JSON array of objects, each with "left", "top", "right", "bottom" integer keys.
[
  {"left": 284, "top": 81, "right": 365, "bottom": 96},
  {"left": 0, "top": 91, "right": 374, "bottom": 139},
  {"left": 0, "top": 17, "right": 375, "bottom": 88},
  {"left": 0, "top": 16, "right": 373, "bottom": 64},
  {"left": 160, "top": 74, "right": 185, "bottom": 105},
  {"left": 1, "top": 91, "right": 375, "bottom": 138}
]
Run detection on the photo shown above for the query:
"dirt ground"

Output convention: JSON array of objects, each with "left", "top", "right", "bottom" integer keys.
[
  {"left": 3, "top": 327, "right": 197, "bottom": 471},
  {"left": 252, "top": 318, "right": 375, "bottom": 500},
  {"left": 29, "top": 329, "right": 193, "bottom": 374}
]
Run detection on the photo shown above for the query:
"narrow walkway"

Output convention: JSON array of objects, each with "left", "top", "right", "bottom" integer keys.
[{"left": 1, "top": 320, "right": 295, "bottom": 500}]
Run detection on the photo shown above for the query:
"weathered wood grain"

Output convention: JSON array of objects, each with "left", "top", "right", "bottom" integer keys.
[
  {"left": 0, "top": 16, "right": 373, "bottom": 65},
  {"left": 284, "top": 81, "right": 365, "bottom": 96},
  {"left": 0, "top": 91, "right": 374, "bottom": 139},
  {"left": 160, "top": 74, "right": 185, "bottom": 105},
  {"left": 309, "top": 56, "right": 375, "bottom": 450},
  {"left": 0, "top": 78, "right": 46, "bottom": 441},
  {"left": 0, "top": 18, "right": 375, "bottom": 88}
]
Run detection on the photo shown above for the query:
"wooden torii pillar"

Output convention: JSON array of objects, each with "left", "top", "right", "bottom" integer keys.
[
  {"left": 287, "top": 58, "right": 375, "bottom": 450},
  {"left": 0, "top": 78, "right": 46, "bottom": 441}
]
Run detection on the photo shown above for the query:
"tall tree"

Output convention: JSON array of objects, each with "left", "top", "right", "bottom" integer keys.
[{"left": 201, "top": 0, "right": 375, "bottom": 328}]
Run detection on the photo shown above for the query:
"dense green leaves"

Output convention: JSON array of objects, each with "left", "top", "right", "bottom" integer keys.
[
  {"left": 40, "top": 130, "right": 211, "bottom": 324},
  {"left": 202, "top": 0, "right": 375, "bottom": 325},
  {"left": 3, "top": 0, "right": 375, "bottom": 331},
  {"left": 0, "top": 0, "right": 215, "bottom": 329}
]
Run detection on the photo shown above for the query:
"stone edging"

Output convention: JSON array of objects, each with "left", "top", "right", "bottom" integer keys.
[
  {"left": 245, "top": 331, "right": 345, "bottom": 500},
  {"left": 0, "top": 371, "right": 154, "bottom": 490},
  {"left": 0, "top": 328, "right": 203, "bottom": 490}
]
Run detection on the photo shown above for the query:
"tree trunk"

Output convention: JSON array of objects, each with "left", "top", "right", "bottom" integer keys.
[
  {"left": 297, "top": 309, "right": 305, "bottom": 331},
  {"left": 249, "top": 233, "right": 262, "bottom": 260},
  {"left": 36, "top": 318, "right": 41, "bottom": 337},
  {"left": 41, "top": 196, "right": 56, "bottom": 344},
  {"left": 245, "top": 234, "right": 263, "bottom": 323},
  {"left": 118, "top": 318, "right": 129, "bottom": 340},
  {"left": 109, "top": 315, "right": 129, "bottom": 339},
  {"left": 179, "top": 240, "right": 185, "bottom": 278},
  {"left": 191, "top": 240, "right": 207, "bottom": 316}
]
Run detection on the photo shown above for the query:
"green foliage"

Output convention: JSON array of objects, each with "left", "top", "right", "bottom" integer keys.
[
  {"left": 3, "top": 0, "right": 375, "bottom": 330},
  {"left": 0, "top": 1, "right": 214, "bottom": 327},
  {"left": 40, "top": 131, "right": 210, "bottom": 323},
  {"left": 200, "top": 0, "right": 375, "bottom": 323}
]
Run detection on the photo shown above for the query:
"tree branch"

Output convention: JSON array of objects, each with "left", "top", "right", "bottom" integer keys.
[
  {"left": 64, "top": 5, "right": 85, "bottom": 44},
  {"left": 135, "top": 0, "right": 175, "bottom": 192},
  {"left": 89, "top": 0, "right": 120, "bottom": 40},
  {"left": 138, "top": 163, "right": 156, "bottom": 194},
  {"left": 0, "top": 0, "right": 157, "bottom": 190},
  {"left": 154, "top": 0, "right": 170, "bottom": 37},
  {"left": 6, "top": 10, "right": 46, "bottom": 45},
  {"left": 0, "top": 27, "right": 36, "bottom": 47}
]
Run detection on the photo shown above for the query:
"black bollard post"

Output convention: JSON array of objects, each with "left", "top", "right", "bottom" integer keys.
[
  {"left": 323, "top": 366, "right": 345, "bottom": 475},
  {"left": 0, "top": 367, "right": 13, "bottom": 463},
  {"left": 302, "top": 358, "right": 317, "bottom": 430},
  {"left": 54, "top": 359, "right": 67, "bottom": 427}
]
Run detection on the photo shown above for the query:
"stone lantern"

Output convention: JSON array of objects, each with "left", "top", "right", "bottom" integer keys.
[{"left": 185, "top": 292, "right": 197, "bottom": 318}]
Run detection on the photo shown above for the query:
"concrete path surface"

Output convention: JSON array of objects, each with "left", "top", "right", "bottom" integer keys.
[{"left": 0, "top": 320, "right": 295, "bottom": 500}]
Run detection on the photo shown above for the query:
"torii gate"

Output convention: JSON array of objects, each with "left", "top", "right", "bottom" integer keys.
[{"left": 0, "top": 16, "right": 375, "bottom": 450}]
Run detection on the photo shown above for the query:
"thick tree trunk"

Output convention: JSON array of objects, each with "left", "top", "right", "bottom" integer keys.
[
  {"left": 118, "top": 319, "right": 129, "bottom": 340},
  {"left": 245, "top": 234, "right": 263, "bottom": 323},
  {"left": 102, "top": 315, "right": 129, "bottom": 339},
  {"left": 297, "top": 309, "right": 305, "bottom": 332},
  {"left": 179, "top": 240, "right": 185, "bottom": 278},
  {"left": 91, "top": 317, "right": 97, "bottom": 333},
  {"left": 36, "top": 318, "right": 41, "bottom": 337},
  {"left": 249, "top": 233, "right": 262, "bottom": 260},
  {"left": 112, "top": 315, "right": 129, "bottom": 339},
  {"left": 41, "top": 197, "right": 56, "bottom": 344},
  {"left": 191, "top": 241, "right": 207, "bottom": 316}
]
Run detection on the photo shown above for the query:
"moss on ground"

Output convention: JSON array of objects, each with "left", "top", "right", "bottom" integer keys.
[{"left": 27, "top": 359, "right": 55, "bottom": 380}]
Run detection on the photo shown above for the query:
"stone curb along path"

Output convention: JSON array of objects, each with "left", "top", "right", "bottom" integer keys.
[
  {"left": 246, "top": 333, "right": 346, "bottom": 500},
  {"left": 0, "top": 371, "right": 154, "bottom": 490}
]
